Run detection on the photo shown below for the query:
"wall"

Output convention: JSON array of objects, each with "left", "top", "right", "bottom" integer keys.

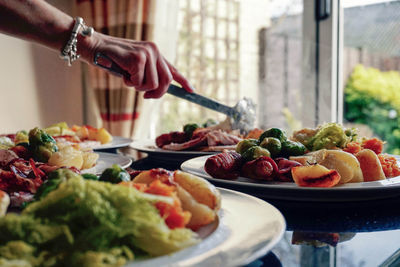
[{"left": 0, "top": 0, "right": 83, "bottom": 133}]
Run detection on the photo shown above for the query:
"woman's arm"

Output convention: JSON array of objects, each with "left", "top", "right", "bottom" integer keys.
[{"left": 0, "top": 0, "right": 193, "bottom": 98}]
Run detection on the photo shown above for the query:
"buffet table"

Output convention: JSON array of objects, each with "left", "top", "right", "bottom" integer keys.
[{"left": 129, "top": 153, "right": 400, "bottom": 267}]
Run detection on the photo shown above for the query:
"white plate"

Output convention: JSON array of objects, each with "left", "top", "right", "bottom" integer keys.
[
  {"left": 181, "top": 155, "right": 400, "bottom": 202},
  {"left": 126, "top": 188, "right": 286, "bottom": 267},
  {"left": 129, "top": 139, "right": 216, "bottom": 161},
  {"left": 81, "top": 152, "right": 132, "bottom": 175},
  {"left": 92, "top": 136, "right": 133, "bottom": 150}
]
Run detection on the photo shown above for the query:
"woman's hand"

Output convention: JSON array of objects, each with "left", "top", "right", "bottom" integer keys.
[{"left": 79, "top": 32, "right": 194, "bottom": 98}]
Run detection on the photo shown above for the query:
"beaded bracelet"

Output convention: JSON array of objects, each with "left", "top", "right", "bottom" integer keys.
[{"left": 60, "top": 17, "right": 94, "bottom": 66}]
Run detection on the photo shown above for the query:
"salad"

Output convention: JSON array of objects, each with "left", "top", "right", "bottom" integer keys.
[{"left": 0, "top": 167, "right": 221, "bottom": 266}]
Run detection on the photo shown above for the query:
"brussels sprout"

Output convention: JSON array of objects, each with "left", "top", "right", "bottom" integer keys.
[
  {"left": 259, "top": 128, "right": 287, "bottom": 144},
  {"left": 99, "top": 164, "right": 131, "bottom": 184},
  {"left": 242, "top": 146, "right": 271, "bottom": 161},
  {"left": 29, "top": 127, "right": 58, "bottom": 162},
  {"left": 35, "top": 178, "right": 63, "bottom": 200},
  {"left": 202, "top": 119, "right": 218, "bottom": 128},
  {"left": 183, "top": 123, "right": 200, "bottom": 137},
  {"left": 260, "top": 137, "right": 281, "bottom": 158},
  {"left": 281, "top": 140, "right": 306, "bottom": 157},
  {"left": 81, "top": 173, "right": 99, "bottom": 180},
  {"left": 236, "top": 139, "right": 259, "bottom": 154}
]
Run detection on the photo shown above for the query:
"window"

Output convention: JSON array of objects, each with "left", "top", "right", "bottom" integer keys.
[{"left": 342, "top": 0, "right": 400, "bottom": 154}]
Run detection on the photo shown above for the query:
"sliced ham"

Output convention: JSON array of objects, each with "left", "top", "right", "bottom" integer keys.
[
  {"left": 0, "top": 149, "right": 18, "bottom": 167},
  {"left": 162, "top": 135, "right": 208, "bottom": 151},
  {"left": 161, "top": 130, "right": 242, "bottom": 151},
  {"left": 206, "top": 130, "right": 242, "bottom": 146}
]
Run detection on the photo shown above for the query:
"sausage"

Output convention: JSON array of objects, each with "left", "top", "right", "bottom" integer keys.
[
  {"left": 155, "top": 131, "right": 188, "bottom": 148},
  {"left": 275, "top": 157, "right": 301, "bottom": 182},
  {"left": 241, "top": 156, "right": 278, "bottom": 181},
  {"left": 204, "top": 152, "right": 243, "bottom": 179}
]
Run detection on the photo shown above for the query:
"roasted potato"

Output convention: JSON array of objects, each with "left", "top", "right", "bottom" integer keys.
[
  {"left": 355, "top": 149, "right": 386, "bottom": 182},
  {"left": 173, "top": 170, "right": 221, "bottom": 211},
  {"left": 291, "top": 164, "right": 341, "bottom": 187},
  {"left": 291, "top": 149, "right": 363, "bottom": 184},
  {"left": 81, "top": 151, "right": 99, "bottom": 170},
  {"left": 133, "top": 169, "right": 221, "bottom": 229},
  {"left": 48, "top": 145, "right": 83, "bottom": 169}
]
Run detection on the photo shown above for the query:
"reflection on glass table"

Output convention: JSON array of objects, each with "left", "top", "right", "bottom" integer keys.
[{"left": 267, "top": 197, "right": 400, "bottom": 267}]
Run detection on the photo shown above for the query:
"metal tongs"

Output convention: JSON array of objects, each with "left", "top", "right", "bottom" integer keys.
[{"left": 94, "top": 52, "right": 256, "bottom": 133}]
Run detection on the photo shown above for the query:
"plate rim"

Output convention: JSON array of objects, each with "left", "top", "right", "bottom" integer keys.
[
  {"left": 129, "top": 139, "right": 216, "bottom": 156},
  {"left": 81, "top": 151, "right": 132, "bottom": 175},
  {"left": 180, "top": 155, "right": 400, "bottom": 201},
  {"left": 93, "top": 136, "right": 133, "bottom": 150}
]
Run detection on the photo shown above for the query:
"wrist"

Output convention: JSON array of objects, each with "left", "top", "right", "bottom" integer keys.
[{"left": 77, "top": 30, "right": 102, "bottom": 64}]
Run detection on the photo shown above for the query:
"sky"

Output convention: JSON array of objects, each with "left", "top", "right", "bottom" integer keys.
[{"left": 268, "top": 0, "right": 398, "bottom": 17}]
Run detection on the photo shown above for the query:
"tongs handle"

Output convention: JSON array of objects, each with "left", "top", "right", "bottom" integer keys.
[
  {"left": 93, "top": 52, "right": 238, "bottom": 117},
  {"left": 94, "top": 52, "right": 130, "bottom": 78}
]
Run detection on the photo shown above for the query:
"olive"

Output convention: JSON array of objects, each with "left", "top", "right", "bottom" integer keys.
[
  {"left": 281, "top": 140, "right": 306, "bottom": 157},
  {"left": 260, "top": 137, "right": 281, "bottom": 158},
  {"left": 242, "top": 146, "right": 271, "bottom": 161},
  {"left": 259, "top": 128, "right": 287, "bottom": 144},
  {"left": 236, "top": 139, "right": 259, "bottom": 154}
]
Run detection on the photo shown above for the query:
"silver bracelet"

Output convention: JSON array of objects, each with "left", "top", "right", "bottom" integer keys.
[{"left": 60, "top": 17, "right": 94, "bottom": 66}]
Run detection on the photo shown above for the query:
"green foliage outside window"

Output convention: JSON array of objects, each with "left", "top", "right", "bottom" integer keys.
[{"left": 345, "top": 64, "right": 400, "bottom": 154}]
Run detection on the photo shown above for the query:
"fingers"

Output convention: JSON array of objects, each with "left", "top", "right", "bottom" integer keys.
[
  {"left": 165, "top": 58, "right": 195, "bottom": 93},
  {"left": 97, "top": 39, "right": 193, "bottom": 98},
  {"left": 144, "top": 58, "right": 172, "bottom": 99},
  {"left": 136, "top": 45, "right": 159, "bottom": 91}
]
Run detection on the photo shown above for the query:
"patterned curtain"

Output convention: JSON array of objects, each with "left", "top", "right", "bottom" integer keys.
[{"left": 76, "top": 0, "right": 154, "bottom": 137}]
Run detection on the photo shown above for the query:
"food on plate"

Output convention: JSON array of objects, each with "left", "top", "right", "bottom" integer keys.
[
  {"left": 291, "top": 122, "right": 357, "bottom": 151},
  {"left": 245, "top": 128, "right": 264, "bottom": 139},
  {"left": 236, "top": 139, "right": 258, "bottom": 154},
  {"left": 0, "top": 127, "right": 100, "bottom": 207},
  {"left": 0, "top": 136, "right": 15, "bottom": 150},
  {"left": 2, "top": 126, "right": 99, "bottom": 171},
  {"left": 3, "top": 122, "right": 113, "bottom": 152},
  {"left": 132, "top": 169, "right": 221, "bottom": 230},
  {"left": 45, "top": 122, "right": 113, "bottom": 145},
  {"left": 204, "top": 151, "right": 243, "bottom": 179},
  {"left": 290, "top": 149, "right": 364, "bottom": 184},
  {"left": 242, "top": 146, "right": 271, "bottom": 161},
  {"left": 260, "top": 137, "right": 282, "bottom": 157},
  {"left": 234, "top": 128, "right": 306, "bottom": 164},
  {"left": 204, "top": 123, "right": 400, "bottom": 187},
  {"left": 259, "top": 127, "right": 288, "bottom": 144},
  {"left": 378, "top": 153, "right": 400, "bottom": 178},
  {"left": 99, "top": 164, "right": 131, "bottom": 184},
  {"left": 291, "top": 164, "right": 341, "bottom": 187},
  {"left": 0, "top": 170, "right": 203, "bottom": 266},
  {"left": 156, "top": 120, "right": 242, "bottom": 152},
  {"left": 241, "top": 156, "right": 278, "bottom": 181},
  {"left": 29, "top": 127, "right": 59, "bottom": 163},
  {"left": 355, "top": 149, "right": 386, "bottom": 182}
]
